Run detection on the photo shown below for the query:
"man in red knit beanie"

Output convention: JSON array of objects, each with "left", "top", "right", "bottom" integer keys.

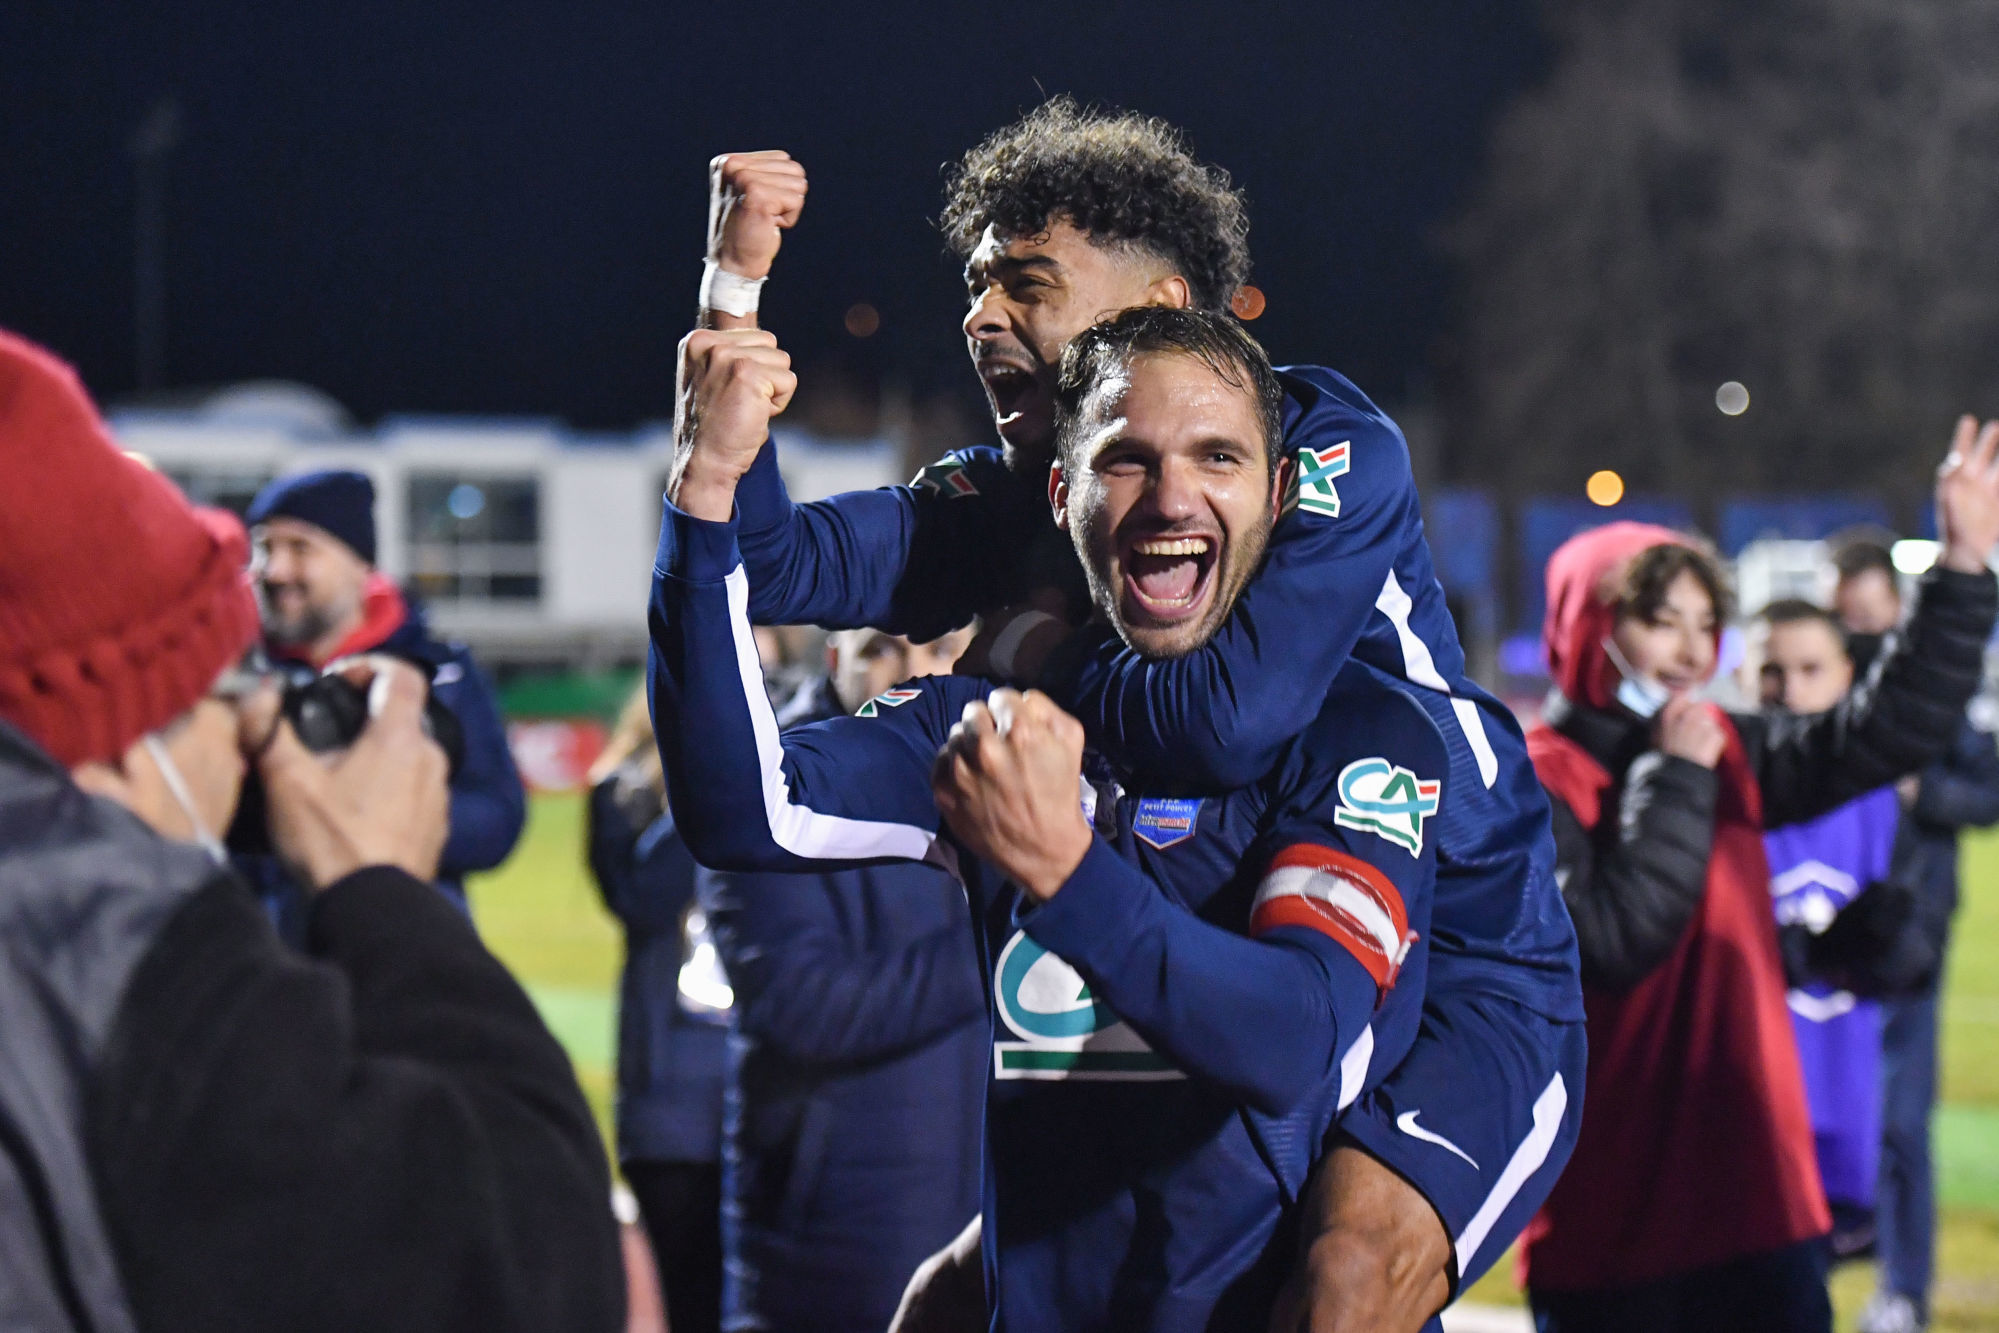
[{"left": 0, "top": 328, "right": 624, "bottom": 1333}]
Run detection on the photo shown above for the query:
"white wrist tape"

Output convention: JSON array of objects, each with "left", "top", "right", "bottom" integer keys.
[
  {"left": 700, "top": 260, "right": 766, "bottom": 318},
  {"left": 987, "top": 609, "right": 1062, "bottom": 680}
]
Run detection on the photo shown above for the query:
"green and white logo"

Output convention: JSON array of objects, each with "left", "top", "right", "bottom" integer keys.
[
  {"left": 855, "top": 687, "right": 922, "bottom": 719},
  {"left": 991, "top": 931, "right": 1181, "bottom": 1081},
  {"left": 1285, "top": 441, "right": 1351, "bottom": 519},
  {"left": 1333, "top": 757, "right": 1441, "bottom": 857}
]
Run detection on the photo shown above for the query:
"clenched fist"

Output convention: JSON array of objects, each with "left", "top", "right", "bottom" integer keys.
[
  {"left": 930, "top": 689, "right": 1093, "bottom": 901},
  {"left": 1936, "top": 414, "right": 1999, "bottom": 575},
  {"left": 1655, "top": 694, "right": 1726, "bottom": 770},
  {"left": 708, "top": 150, "right": 808, "bottom": 285},
  {"left": 668, "top": 328, "right": 797, "bottom": 522}
]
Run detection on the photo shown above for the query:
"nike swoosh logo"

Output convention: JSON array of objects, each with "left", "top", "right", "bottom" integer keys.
[{"left": 1396, "top": 1110, "right": 1480, "bottom": 1170}]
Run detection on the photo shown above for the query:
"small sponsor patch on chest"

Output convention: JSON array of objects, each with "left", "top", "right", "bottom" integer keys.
[
  {"left": 855, "top": 687, "right": 923, "bottom": 718},
  {"left": 1132, "top": 797, "right": 1202, "bottom": 850}
]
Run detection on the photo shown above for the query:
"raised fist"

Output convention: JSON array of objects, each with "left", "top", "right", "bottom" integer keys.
[
  {"left": 930, "top": 689, "right": 1093, "bottom": 901},
  {"left": 669, "top": 328, "right": 796, "bottom": 522},
  {"left": 1936, "top": 414, "right": 1999, "bottom": 574},
  {"left": 708, "top": 150, "right": 808, "bottom": 283}
]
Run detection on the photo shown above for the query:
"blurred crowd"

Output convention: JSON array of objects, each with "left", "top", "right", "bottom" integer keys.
[{"left": 4, "top": 96, "right": 1998, "bottom": 1333}]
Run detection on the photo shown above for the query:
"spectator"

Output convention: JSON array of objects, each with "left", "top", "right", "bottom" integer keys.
[
  {"left": 1835, "top": 541, "right": 1999, "bottom": 1333},
  {"left": 699, "top": 625, "right": 988, "bottom": 1333},
  {"left": 586, "top": 687, "right": 730, "bottom": 1333},
  {"left": 1519, "top": 485, "right": 1996, "bottom": 1330},
  {"left": 1754, "top": 600, "right": 1910, "bottom": 1258},
  {"left": 242, "top": 469, "right": 526, "bottom": 936},
  {"left": 0, "top": 329, "right": 622, "bottom": 1333}
]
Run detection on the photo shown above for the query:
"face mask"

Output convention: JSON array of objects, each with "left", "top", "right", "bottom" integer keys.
[
  {"left": 1600, "top": 636, "right": 1671, "bottom": 720},
  {"left": 144, "top": 733, "right": 228, "bottom": 866}
]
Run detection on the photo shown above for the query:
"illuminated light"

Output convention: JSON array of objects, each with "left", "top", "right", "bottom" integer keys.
[
  {"left": 1891, "top": 539, "right": 1941, "bottom": 575},
  {"left": 1716, "top": 381, "right": 1750, "bottom": 415},
  {"left": 1586, "top": 469, "right": 1625, "bottom": 507},
  {"left": 446, "top": 482, "right": 486, "bottom": 520},
  {"left": 844, "top": 302, "right": 881, "bottom": 338},
  {"left": 1231, "top": 285, "right": 1267, "bottom": 320}
]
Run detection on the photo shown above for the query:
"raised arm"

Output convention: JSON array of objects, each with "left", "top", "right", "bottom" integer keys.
[
  {"left": 650, "top": 329, "right": 973, "bottom": 876},
  {"left": 1040, "top": 382, "right": 1420, "bottom": 788},
  {"left": 929, "top": 688, "right": 1437, "bottom": 1116},
  {"left": 1751, "top": 418, "right": 1999, "bottom": 827}
]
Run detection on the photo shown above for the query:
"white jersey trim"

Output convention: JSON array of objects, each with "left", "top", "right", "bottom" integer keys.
[
  {"left": 1376, "top": 569, "right": 1498, "bottom": 790},
  {"left": 724, "top": 564, "right": 954, "bottom": 872},
  {"left": 1453, "top": 1072, "right": 1569, "bottom": 1277}
]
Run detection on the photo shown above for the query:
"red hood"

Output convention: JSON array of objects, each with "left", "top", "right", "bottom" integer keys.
[{"left": 1542, "top": 521, "right": 1713, "bottom": 711}]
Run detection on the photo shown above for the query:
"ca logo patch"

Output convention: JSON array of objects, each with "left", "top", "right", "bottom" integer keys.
[
  {"left": 855, "top": 687, "right": 922, "bottom": 718},
  {"left": 991, "top": 931, "right": 1181, "bottom": 1081},
  {"left": 912, "top": 457, "right": 980, "bottom": 499},
  {"left": 1285, "top": 441, "right": 1351, "bottom": 519},
  {"left": 1333, "top": 757, "right": 1440, "bottom": 857}
]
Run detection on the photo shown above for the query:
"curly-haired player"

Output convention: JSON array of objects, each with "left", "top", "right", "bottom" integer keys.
[{"left": 693, "top": 103, "right": 1587, "bottom": 1333}]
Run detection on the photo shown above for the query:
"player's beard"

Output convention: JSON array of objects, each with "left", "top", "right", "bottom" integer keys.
[{"left": 1071, "top": 500, "right": 1273, "bottom": 661}]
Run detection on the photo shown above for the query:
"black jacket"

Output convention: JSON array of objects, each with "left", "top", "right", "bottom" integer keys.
[
  {"left": 0, "top": 721, "right": 622, "bottom": 1333},
  {"left": 1548, "top": 565, "right": 1996, "bottom": 991}
]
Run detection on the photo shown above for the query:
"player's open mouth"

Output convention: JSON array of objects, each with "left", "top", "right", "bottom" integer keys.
[
  {"left": 1122, "top": 533, "right": 1218, "bottom": 624},
  {"left": 978, "top": 361, "right": 1037, "bottom": 425}
]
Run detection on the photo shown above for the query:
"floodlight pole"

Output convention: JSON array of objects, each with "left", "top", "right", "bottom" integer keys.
[{"left": 130, "top": 97, "right": 182, "bottom": 393}]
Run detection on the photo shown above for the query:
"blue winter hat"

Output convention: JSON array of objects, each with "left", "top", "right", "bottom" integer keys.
[{"left": 245, "top": 469, "right": 377, "bottom": 565}]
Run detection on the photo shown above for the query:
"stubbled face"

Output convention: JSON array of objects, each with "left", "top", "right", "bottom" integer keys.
[
  {"left": 1834, "top": 568, "right": 1901, "bottom": 635},
  {"left": 963, "top": 219, "right": 1182, "bottom": 468},
  {"left": 1759, "top": 619, "right": 1854, "bottom": 713},
  {"left": 1610, "top": 569, "right": 1718, "bottom": 696},
  {"left": 1053, "top": 351, "right": 1282, "bottom": 660},
  {"left": 830, "top": 626, "right": 976, "bottom": 715},
  {"left": 253, "top": 517, "right": 370, "bottom": 650}
]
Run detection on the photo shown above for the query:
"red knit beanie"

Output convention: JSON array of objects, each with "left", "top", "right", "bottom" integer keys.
[{"left": 0, "top": 329, "right": 261, "bottom": 767}]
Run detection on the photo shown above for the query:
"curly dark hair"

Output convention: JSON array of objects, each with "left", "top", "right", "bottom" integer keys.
[
  {"left": 940, "top": 97, "right": 1252, "bottom": 313},
  {"left": 1053, "top": 306, "right": 1283, "bottom": 475}
]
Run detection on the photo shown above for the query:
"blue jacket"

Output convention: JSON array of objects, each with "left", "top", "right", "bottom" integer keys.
[
  {"left": 1894, "top": 712, "right": 1999, "bottom": 969},
  {"left": 700, "top": 677, "right": 988, "bottom": 1333},
  {"left": 587, "top": 769, "right": 729, "bottom": 1165},
  {"left": 650, "top": 509, "right": 1450, "bottom": 1331},
  {"left": 244, "top": 585, "right": 526, "bottom": 937}
]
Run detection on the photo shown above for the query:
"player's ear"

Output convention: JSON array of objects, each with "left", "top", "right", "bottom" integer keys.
[
  {"left": 1049, "top": 460, "right": 1071, "bottom": 531},
  {"left": 1269, "top": 448, "right": 1293, "bottom": 522},
  {"left": 1143, "top": 274, "right": 1192, "bottom": 310}
]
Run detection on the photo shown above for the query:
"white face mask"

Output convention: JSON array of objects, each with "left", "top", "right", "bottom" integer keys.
[
  {"left": 1600, "top": 635, "right": 1671, "bottom": 721},
  {"left": 143, "top": 732, "right": 228, "bottom": 865}
]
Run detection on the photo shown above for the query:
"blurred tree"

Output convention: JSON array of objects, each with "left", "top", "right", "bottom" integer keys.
[{"left": 1446, "top": 0, "right": 1999, "bottom": 511}]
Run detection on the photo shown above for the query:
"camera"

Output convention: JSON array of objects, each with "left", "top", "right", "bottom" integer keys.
[{"left": 226, "top": 667, "right": 466, "bottom": 856}]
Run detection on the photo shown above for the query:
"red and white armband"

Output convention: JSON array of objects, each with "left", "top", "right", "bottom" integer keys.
[{"left": 1250, "top": 844, "right": 1417, "bottom": 996}]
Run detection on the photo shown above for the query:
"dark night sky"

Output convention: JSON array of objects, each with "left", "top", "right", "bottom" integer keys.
[{"left": 0, "top": 3, "right": 1543, "bottom": 429}]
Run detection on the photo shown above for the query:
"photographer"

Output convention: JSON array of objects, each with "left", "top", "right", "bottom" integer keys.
[
  {"left": 0, "top": 330, "right": 622, "bottom": 1333},
  {"left": 241, "top": 468, "right": 526, "bottom": 936}
]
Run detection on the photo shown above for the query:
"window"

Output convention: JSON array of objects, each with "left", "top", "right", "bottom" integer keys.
[{"left": 407, "top": 473, "right": 541, "bottom": 603}]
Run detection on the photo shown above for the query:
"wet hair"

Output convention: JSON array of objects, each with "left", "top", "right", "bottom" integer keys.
[
  {"left": 1832, "top": 539, "right": 1897, "bottom": 587},
  {"left": 1052, "top": 306, "right": 1284, "bottom": 475},
  {"left": 1614, "top": 541, "right": 1733, "bottom": 627},
  {"left": 1759, "top": 597, "right": 1848, "bottom": 653},
  {"left": 940, "top": 97, "right": 1252, "bottom": 313}
]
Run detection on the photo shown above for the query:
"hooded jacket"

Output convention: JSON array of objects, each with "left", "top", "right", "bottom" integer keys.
[
  {"left": 0, "top": 719, "right": 624, "bottom": 1333},
  {"left": 1518, "top": 522, "right": 1995, "bottom": 1291}
]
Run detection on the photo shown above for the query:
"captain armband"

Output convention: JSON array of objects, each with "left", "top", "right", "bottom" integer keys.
[{"left": 1249, "top": 844, "right": 1417, "bottom": 997}]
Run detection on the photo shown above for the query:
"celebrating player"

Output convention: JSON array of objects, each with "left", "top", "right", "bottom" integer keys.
[
  {"left": 693, "top": 101, "right": 1584, "bottom": 1325},
  {"left": 652, "top": 305, "right": 1485, "bottom": 1328}
]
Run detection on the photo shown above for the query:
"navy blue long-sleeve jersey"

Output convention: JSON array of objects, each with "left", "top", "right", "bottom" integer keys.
[
  {"left": 650, "top": 502, "right": 1451, "bottom": 1330},
  {"left": 728, "top": 365, "right": 1578, "bottom": 1025}
]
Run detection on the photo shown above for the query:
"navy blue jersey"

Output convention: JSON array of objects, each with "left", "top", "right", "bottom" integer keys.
[
  {"left": 650, "top": 504, "right": 1452, "bottom": 1330},
  {"left": 728, "top": 365, "right": 1579, "bottom": 1023}
]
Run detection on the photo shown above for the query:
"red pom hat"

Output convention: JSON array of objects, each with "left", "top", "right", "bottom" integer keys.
[{"left": 0, "top": 329, "right": 261, "bottom": 767}]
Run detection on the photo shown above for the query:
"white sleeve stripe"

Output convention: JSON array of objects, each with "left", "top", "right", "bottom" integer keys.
[
  {"left": 1253, "top": 865, "right": 1404, "bottom": 962},
  {"left": 1337, "top": 1024, "right": 1374, "bottom": 1111},
  {"left": 723, "top": 564, "right": 950, "bottom": 869},
  {"left": 1376, "top": 569, "right": 1498, "bottom": 790},
  {"left": 1453, "top": 1073, "right": 1569, "bottom": 1276}
]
